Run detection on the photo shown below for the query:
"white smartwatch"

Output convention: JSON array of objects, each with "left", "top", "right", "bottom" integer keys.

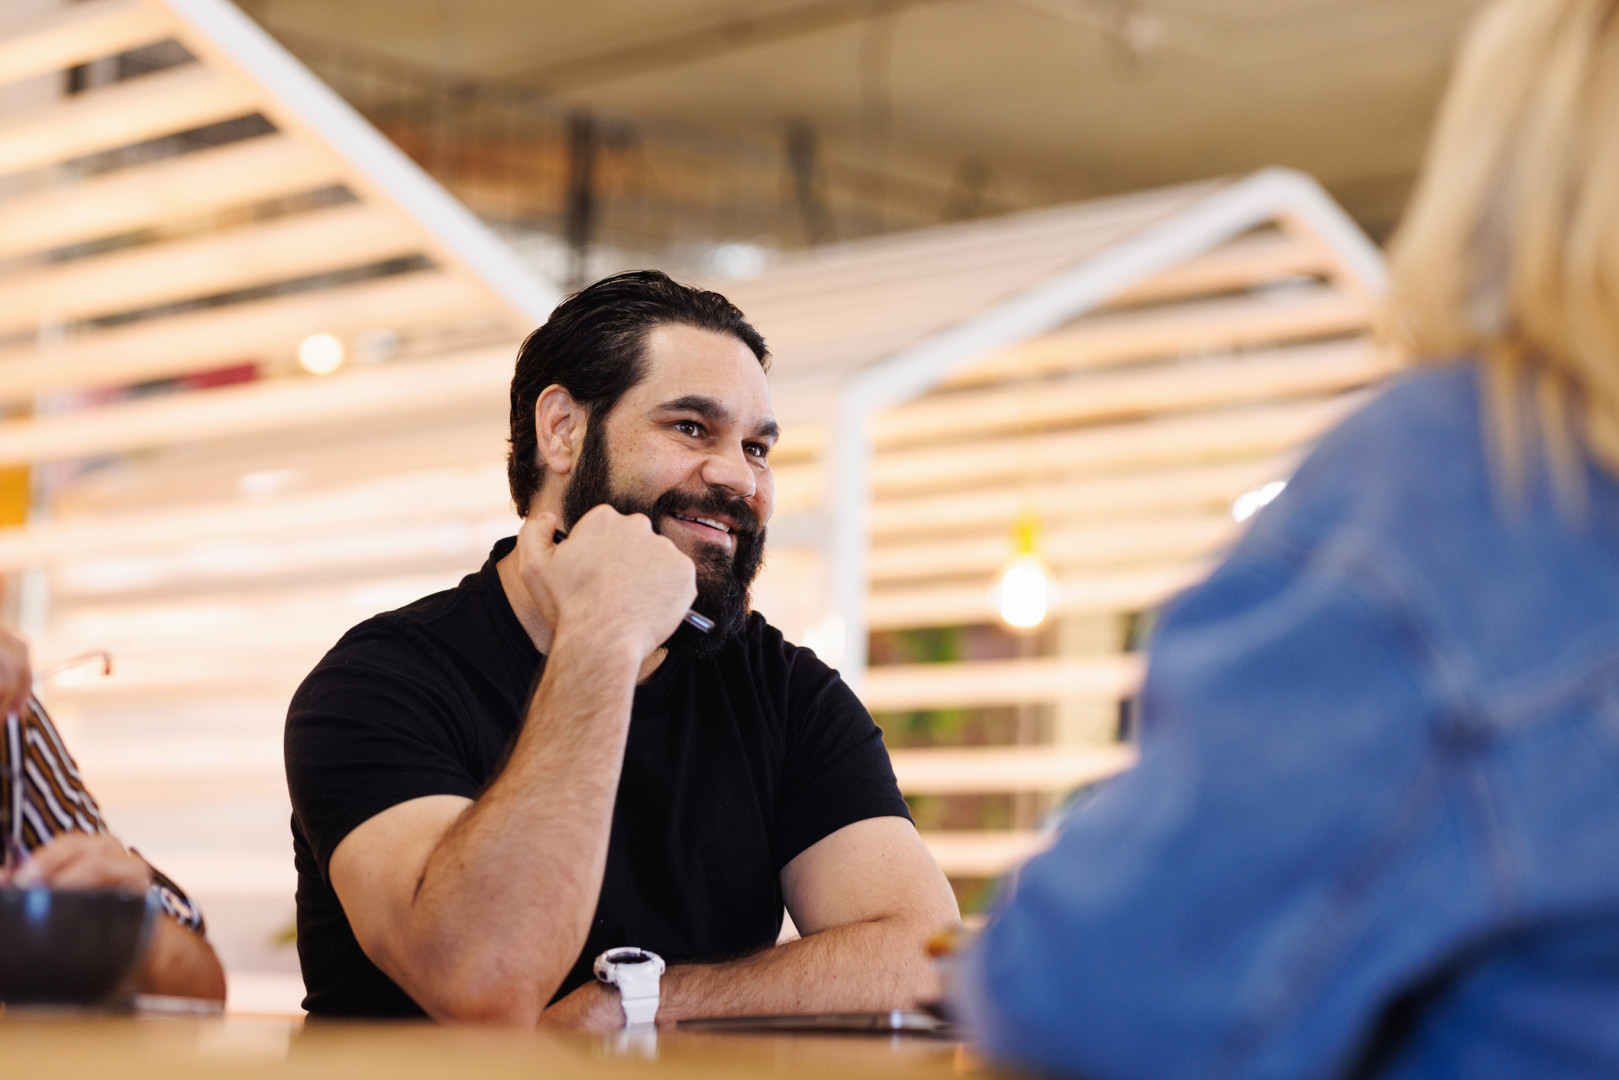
[{"left": 594, "top": 947, "right": 665, "bottom": 1029}]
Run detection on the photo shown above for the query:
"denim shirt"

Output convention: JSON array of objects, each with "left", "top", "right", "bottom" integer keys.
[{"left": 956, "top": 365, "right": 1619, "bottom": 1080}]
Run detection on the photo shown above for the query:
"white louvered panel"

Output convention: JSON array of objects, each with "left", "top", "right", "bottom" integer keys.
[
  {"left": 891, "top": 744, "right": 1138, "bottom": 794},
  {"left": 875, "top": 337, "right": 1390, "bottom": 449},
  {"left": 0, "top": 133, "right": 343, "bottom": 262},
  {"left": 0, "top": 202, "right": 419, "bottom": 330},
  {"left": 869, "top": 511, "right": 1239, "bottom": 583},
  {"left": 0, "top": 0, "right": 174, "bottom": 86},
  {"left": 0, "top": 64, "right": 258, "bottom": 177},
  {"left": 869, "top": 395, "right": 1360, "bottom": 495},
  {"left": 920, "top": 831, "right": 1054, "bottom": 878},
  {"left": 947, "top": 284, "right": 1371, "bottom": 388},
  {"left": 868, "top": 563, "right": 1213, "bottom": 631},
  {"left": 0, "top": 271, "right": 501, "bottom": 402},
  {"left": 862, "top": 655, "right": 1146, "bottom": 711},
  {"left": 871, "top": 456, "right": 1295, "bottom": 537},
  {"left": 0, "top": 343, "right": 517, "bottom": 467},
  {"left": 1100, "top": 230, "right": 1333, "bottom": 309}
]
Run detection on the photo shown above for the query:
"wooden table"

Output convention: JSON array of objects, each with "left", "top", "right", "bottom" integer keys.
[{"left": 0, "top": 1014, "right": 992, "bottom": 1080}]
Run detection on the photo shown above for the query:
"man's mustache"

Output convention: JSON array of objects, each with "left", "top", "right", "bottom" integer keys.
[{"left": 648, "top": 488, "right": 761, "bottom": 542}]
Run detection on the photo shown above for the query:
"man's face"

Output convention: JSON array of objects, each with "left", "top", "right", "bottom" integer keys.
[{"left": 561, "top": 323, "right": 777, "bottom": 653}]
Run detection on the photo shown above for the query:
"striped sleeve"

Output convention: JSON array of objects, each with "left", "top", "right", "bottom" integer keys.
[{"left": 3, "top": 697, "right": 205, "bottom": 934}]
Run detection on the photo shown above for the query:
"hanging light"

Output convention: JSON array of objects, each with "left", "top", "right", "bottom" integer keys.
[
  {"left": 297, "top": 332, "right": 345, "bottom": 375},
  {"left": 995, "top": 515, "right": 1056, "bottom": 630}
]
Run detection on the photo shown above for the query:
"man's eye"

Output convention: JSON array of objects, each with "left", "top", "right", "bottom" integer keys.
[
  {"left": 745, "top": 443, "right": 770, "bottom": 459},
  {"left": 674, "top": 420, "right": 702, "bottom": 437}
]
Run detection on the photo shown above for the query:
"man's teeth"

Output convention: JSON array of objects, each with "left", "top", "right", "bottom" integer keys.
[{"left": 675, "top": 513, "right": 731, "bottom": 534}]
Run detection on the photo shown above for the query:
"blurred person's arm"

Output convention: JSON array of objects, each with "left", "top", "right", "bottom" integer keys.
[
  {"left": 0, "top": 624, "right": 30, "bottom": 714},
  {"left": 540, "top": 815, "right": 961, "bottom": 1030},
  {"left": 1, "top": 834, "right": 226, "bottom": 1002},
  {"left": 324, "top": 509, "right": 697, "bottom": 1026}
]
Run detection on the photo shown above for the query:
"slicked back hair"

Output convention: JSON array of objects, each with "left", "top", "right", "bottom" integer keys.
[{"left": 506, "top": 269, "right": 769, "bottom": 516}]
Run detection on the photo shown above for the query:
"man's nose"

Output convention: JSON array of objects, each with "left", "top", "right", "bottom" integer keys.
[{"left": 701, "top": 444, "right": 757, "bottom": 500}]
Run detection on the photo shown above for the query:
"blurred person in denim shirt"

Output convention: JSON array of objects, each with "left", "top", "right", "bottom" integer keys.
[{"left": 955, "top": 2, "right": 1619, "bottom": 1077}]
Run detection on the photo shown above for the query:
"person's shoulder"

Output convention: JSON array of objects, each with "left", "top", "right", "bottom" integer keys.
[{"left": 1254, "top": 364, "right": 1489, "bottom": 547}]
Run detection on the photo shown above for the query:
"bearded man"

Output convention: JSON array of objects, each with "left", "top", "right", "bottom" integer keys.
[{"left": 285, "top": 270, "right": 958, "bottom": 1027}]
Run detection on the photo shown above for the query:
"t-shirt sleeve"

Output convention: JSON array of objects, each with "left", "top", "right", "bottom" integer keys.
[
  {"left": 773, "top": 638, "right": 912, "bottom": 868},
  {"left": 284, "top": 621, "right": 486, "bottom": 884}
]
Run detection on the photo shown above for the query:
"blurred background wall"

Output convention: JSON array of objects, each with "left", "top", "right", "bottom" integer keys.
[{"left": 0, "top": 0, "right": 1488, "bottom": 1015}]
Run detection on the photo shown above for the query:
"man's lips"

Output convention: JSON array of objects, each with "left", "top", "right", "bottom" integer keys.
[{"left": 665, "top": 511, "right": 738, "bottom": 548}]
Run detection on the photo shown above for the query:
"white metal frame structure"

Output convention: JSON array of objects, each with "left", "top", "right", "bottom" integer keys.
[{"left": 830, "top": 167, "right": 1386, "bottom": 683}]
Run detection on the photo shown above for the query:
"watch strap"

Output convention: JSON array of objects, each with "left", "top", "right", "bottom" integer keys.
[{"left": 620, "top": 988, "right": 659, "bottom": 1028}]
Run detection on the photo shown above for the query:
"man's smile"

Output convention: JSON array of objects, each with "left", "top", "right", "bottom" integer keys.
[{"left": 665, "top": 511, "right": 737, "bottom": 549}]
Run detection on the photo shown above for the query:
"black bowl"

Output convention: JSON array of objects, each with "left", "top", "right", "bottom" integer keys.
[{"left": 0, "top": 887, "right": 155, "bottom": 1005}]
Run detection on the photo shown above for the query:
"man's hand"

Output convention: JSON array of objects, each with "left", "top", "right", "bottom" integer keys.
[
  {"left": 0, "top": 625, "right": 32, "bottom": 716},
  {"left": 0, "top": 832, "right": 148, "bottom": 892},
  {"left": 539, "top": 980, "right": 625, "bottom": 1032},
  {"left": 512, "top": 507, "right": 696, "bottom": 661}
]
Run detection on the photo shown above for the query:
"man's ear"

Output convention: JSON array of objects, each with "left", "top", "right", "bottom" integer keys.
[{"left": 535, "top": 385, "right": 586, "bottom": 479}]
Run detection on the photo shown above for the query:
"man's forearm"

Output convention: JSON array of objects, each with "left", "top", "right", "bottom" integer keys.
[
  {"left": 655, "top": 915, "right": 943, "bottom": 1023},
  {"left": 404, "top": 629, "right": 641, "bottom": 1020}
]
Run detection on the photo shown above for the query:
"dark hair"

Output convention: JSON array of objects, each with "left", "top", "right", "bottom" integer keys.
[{"left": 506, "top": 269, "right": 769, "bottom": 515}]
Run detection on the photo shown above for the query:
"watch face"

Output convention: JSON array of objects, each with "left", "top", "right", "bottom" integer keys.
[{"left": 596, "top": 946, "right": 665, "bottom": 983}]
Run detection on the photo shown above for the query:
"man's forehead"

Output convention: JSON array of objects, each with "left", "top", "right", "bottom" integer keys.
[{"left": 633, "top": 323, "right": 773, "bottom": 416}]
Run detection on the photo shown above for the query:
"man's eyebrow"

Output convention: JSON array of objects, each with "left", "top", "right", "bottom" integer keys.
[
  {"left": 655, "top": 395, "right": 732, "bottom": 424},
  {"left": 656, "top": 395, "right": 779, "bottom": 441}
]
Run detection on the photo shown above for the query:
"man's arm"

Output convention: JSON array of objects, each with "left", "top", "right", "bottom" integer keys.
[
  {"left": 542, "top": 815, "right": 960, "bottom": 1029},
  {"left": 2, "top": 833, "right": 226, "bottom": 1002},
  {"left": 327, "top": 508, "right": 697, "bottom": 1025}
]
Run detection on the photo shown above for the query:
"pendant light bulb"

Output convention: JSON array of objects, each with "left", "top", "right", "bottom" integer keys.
[{"left": 995, "top": 516, "right": 1055, "bottom": 630}]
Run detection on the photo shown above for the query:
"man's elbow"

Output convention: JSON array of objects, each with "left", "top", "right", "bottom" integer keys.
[
  {"left": 397, "top": 949, "right": 556, "bottom": 1027},
  {"left": 424, "top": 984, "right": 544, "bottom": 1027}
]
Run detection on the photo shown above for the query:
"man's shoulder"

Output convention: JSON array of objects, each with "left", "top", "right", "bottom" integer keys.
[
  {"left": 718, "top": 612, "right": 826, "bottom": 677},
  {"left": 294, "top": 572, "right": 497, "bottom": 696},
  {"left": 343, "top": 578, "right": 483, "bottom": 644}
]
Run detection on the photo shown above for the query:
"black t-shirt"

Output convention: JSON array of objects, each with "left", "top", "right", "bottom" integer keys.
[{"left": 284, "top": 537, "right": 909, "bottom": 1018}]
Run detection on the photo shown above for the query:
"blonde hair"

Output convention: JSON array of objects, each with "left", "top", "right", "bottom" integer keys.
[{"left": 1384, "top": 0, "right": 1619, "bottom": 495}]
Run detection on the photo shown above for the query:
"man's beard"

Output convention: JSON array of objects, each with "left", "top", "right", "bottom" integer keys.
[{"left": 561, "top": 420, "right": 765, "bottom": 658}]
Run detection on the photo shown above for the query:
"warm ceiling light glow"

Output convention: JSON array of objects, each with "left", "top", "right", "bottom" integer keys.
[
  {"left": 1231, "top": 480, "right": 1287, "bottom": 523},
  {"left": 995, "top": 515, "right": 1056, "bottom": 630},
  {"left": 297, "top": 332, "right": 345, "bottom": 375},
  {"left": 996, "top": 555, "right": 1053, "bottom": 629}
]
